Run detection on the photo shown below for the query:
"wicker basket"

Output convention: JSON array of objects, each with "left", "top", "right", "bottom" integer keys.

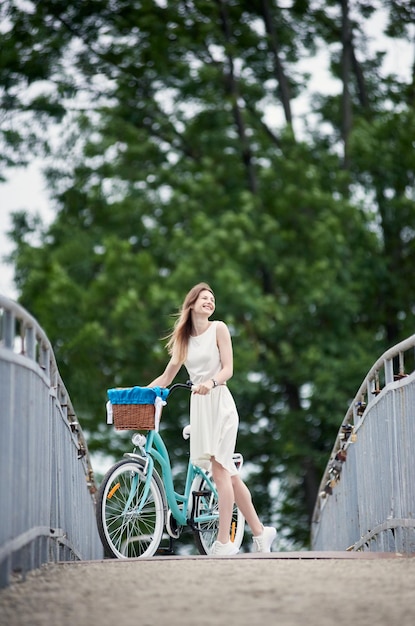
[{"left": 112, "top": 403, "right": 156, "bottom": 431}]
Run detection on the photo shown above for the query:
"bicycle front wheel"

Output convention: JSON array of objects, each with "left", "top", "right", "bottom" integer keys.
[
  {"left": 191, "top": 474, "right": 245, "bottom": 555},
  {"left": 96, "top": 459, "right": 165, "bottom": 558}
]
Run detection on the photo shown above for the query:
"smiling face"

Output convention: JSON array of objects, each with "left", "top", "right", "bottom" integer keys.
[{"left": 193, "top": 289, "right": 216, "bottom": 317}]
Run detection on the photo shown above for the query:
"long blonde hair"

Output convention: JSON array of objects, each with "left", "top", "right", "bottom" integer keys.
[{"left": 166, "top": 282, "right": 214, "bottom": 364}]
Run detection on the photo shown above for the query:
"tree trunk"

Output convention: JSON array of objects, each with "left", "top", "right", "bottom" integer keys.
[
  {"left": 341, "top": 0, "right": 353, "bottom": 169},
  {"left": 260, "top": 0, "right": 293, "bottom": 126},
  {"left": 216, "top": 0, "right": 258, "bottom": 194}
]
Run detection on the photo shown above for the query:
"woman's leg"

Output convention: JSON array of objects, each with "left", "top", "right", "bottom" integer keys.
[
  {"left": 211, "top": 458, "right": 277, "bottom": 552},
  {"left": 231, "top": 474, "right": 263, "bottom": 537},
  {"left": 232, "top": 474, "right": 277, "bottom": 552},
  {"left": 210, "top": 457, "right": 236, "bottom": 544}
]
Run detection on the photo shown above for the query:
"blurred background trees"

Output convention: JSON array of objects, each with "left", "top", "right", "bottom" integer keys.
[{"left": 1, "top": 0, "right": 414, "bottom": 547}]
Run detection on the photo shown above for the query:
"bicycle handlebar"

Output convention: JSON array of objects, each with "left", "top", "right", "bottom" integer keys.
[{"left": 167, "top": 381, "right": 194, "bottom": 395}]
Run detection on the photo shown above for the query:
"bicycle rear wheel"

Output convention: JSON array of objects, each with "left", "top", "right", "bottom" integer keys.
[
  {"left": 96, "top": 458, "right": 165, "bottom": 558},
  {"left": 191, "top": 473, "right": 245, "bottom": 555}
]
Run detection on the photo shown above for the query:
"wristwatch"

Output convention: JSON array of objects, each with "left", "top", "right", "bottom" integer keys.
[{"left": 211, "top": 379, "right": 218, "bottom": 388}]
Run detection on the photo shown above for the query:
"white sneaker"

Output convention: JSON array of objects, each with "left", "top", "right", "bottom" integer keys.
[
  {"left": 209, "top": 540, "right": 240, "bottom": 556},
  {"left": 252, "top": 526, "right": 277, "bottom": 553}
]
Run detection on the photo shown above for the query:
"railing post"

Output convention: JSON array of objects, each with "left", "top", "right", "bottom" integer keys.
[
  {"left": 26, "top": 325, "right": 36, "bottom": 360},
  {"left": 384, "top": 358, "right": 394, "bottom": 385},
  {"left": 3, "top": 310, "right": 14, "bottom": 349}
]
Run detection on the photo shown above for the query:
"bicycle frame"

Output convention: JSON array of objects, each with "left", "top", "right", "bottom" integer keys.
[{"left": 128, "top": 427, "right": 218, "bottom": 528}]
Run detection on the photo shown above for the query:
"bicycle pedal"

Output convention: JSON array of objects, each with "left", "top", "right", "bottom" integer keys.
[
  {"left": 156, "top": 536, "right": 175, "bottom": 556},
  {"left": 192, "top": 490, "right": 210, "bottom": 497},
  {"left": 156, "top": 547, "right": 175, "bottom": 556}
]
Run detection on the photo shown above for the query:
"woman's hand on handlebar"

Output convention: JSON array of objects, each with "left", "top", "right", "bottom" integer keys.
[{"left": 192, "top": 380, "right": 214, "bottom": 395}]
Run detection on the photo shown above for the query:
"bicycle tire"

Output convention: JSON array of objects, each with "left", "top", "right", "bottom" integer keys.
[
  {"left": 96, "top": 458, "right": 165, "bottom": 558},
  {"left": 191, "top": 473, "right": 245, "bottom": 555}
]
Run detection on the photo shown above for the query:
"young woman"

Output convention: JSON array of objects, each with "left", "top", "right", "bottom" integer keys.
[{"left": 148, "top": 282, "right": 277, "bottom": 555}]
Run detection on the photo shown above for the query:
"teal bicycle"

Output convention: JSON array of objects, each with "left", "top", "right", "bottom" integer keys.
[{"left": 96, "top": 382, "right": 245, "bottom": 558}]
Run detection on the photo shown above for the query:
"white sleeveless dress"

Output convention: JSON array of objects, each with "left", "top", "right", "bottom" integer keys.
[{"left": 185, "top": 321, "right": 239, "bottom": 475}]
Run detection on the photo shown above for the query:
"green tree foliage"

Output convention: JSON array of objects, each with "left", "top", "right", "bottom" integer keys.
[{"left": 2, "top": 0, "right": 414, "bottom": 546}]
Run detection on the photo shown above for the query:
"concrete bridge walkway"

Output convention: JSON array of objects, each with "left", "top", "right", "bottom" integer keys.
[{"left": 1, "top": 552, "right": 414, "bottom": 626}]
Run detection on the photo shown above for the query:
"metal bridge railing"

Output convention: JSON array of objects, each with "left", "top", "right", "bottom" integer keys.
[
  {"left": 0, "top": 295, "right": 103, "bottom": 588},
  {"left": 311, "top": 334, "right": 415, "bottom": 552}
]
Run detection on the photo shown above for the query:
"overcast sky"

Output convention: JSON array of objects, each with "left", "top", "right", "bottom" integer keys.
[{"left": 0, "top": 161, "right": 54, "bottom": 300}]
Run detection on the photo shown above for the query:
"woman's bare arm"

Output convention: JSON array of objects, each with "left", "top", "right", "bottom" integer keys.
[{"left": 148, "top": 358, "right": 182, "bottom": 388}]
